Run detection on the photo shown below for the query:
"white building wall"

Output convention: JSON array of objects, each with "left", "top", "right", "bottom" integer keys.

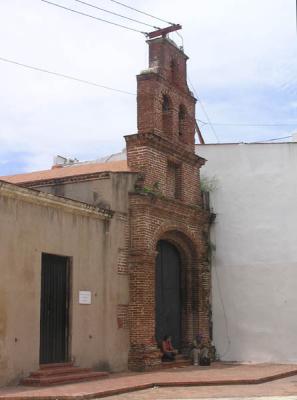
[{"left": 197, "top": 143, "right": 297, "bottom": 363}]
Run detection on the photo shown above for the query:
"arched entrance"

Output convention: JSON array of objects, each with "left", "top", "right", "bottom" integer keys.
[
  {"left": 155, "top": 240, "right": 181, "bottom": 350},
  {"left": 128, "top": 226, "right": 210, "bottom": 371}
]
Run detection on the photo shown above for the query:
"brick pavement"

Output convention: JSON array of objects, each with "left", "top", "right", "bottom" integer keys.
[{"left": 1, "top": 363, "right": 297, "bottom": 400}]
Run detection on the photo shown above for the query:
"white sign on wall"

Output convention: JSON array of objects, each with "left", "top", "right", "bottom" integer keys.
[{"left": 79, "top": 291, "right": 92, "bottom": 305}]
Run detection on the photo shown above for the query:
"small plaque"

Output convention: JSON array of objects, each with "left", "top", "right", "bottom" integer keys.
[{"left": 79, "top": 291, "right": 91, "bottom": 305}]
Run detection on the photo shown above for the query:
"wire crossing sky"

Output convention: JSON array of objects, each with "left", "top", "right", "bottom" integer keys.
[
  {"left": 0, "top": 0, "right": 296, "bottom": 175},
  {"left": 41, "top": 0, "right": 148, "bottom": 34},
  {"left": 72, "top": 0, "right": 161, "bottom": 29},
  {"left": 0, "top": 56, "right": 136, "bottom": 95}
]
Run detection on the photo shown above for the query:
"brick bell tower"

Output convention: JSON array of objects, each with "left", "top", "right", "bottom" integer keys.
[{"left": 125, "top": 36, "right": 211, "bottom": 371}]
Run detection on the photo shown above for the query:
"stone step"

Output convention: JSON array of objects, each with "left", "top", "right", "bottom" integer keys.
[
  {"left": 39, "top": 362, "right": 74, "bottom": 369},
  {"left": 22, "top": 371, "right": 108, "bottom": 386},
  {"left": 161, "top": 355, "right": 192, "bottom": 369},
  {"left": 175, "top": 354, "right": 187, "bottom": 360},
  {"left": 31, "top": 366, "right": 92, "bottom": 377},
  {"left": 22, "top": 364, "right": 109, "bottom": 386}
]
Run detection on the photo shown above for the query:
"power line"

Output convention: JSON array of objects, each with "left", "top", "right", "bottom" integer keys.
[
  {"left": 251, "top": 135, "right": 292, "bottom": 143},
  {"left": 2, "top": 60, "right": 292, "bottom": 142},
  {"left": 41, "top": 0, "right": 147, "bottom": 35},
  {"left": 188, "top": 77, "right": 220, "bottom": 143},
  {"left": 0, "top": 56, "right": 136, "bottom": 95},
  {"left": 199, "top": 121, "right": 297, "bottom": 127},
  {"left": 197, "top": 125, "right": 292, "bottom": 142},
  {"left": 72, "top": 0, "right": 160, "bottom": 29},
  {"left": 196, "top": 100, "right": 220, "bottom": 143},
  {"left": 196, "top": 118, "right": 208, "bottom": 125},
  {"left": 175, "top": 31, "right": 184, "bottom": 49},
  {"left": 106, "top": 0, "right": 175, "bottom": 26}
]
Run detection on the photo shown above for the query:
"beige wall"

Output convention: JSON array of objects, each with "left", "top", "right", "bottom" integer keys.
[
  {"left": 0, "top": 181, "right": 131, "bottom": 386},
  {"left": 33, "top": 172, "right": 137, "bottom": 213}
]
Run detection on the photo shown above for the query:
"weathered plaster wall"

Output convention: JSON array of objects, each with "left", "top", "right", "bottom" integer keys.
[
  {"left": 0, "top": 182, "right": 130, "bottom": 386},
  {"left": 33, "top": 172, "right": 137, "bottom": 213},
  {"left": 197, "top": 143, "right": 297, "bottom": 363}
]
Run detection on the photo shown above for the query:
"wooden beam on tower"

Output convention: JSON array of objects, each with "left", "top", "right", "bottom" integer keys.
[
  {"left": 147, "top": 24, "right": 182, "bottom": 39},
  {"left": 195, "top": 120, "right": 205, "bottom": 145}
]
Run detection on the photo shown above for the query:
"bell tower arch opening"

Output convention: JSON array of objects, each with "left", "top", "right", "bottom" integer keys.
[
  {"left": 170, "top": 59, "right": 177, "bottom": 83},
  {"left": 162, "top": 94, "right": 173, "bottom": 136},
  {"left": 178, "top": 104, "right": 186, "bottom": 137},
  {"left": 136, "top": 36, "right": 196, "bottom": 148}
]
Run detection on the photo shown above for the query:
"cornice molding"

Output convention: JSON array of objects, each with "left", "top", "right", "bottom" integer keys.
[
  {"left": 137, "top": 72, "right": 194, "bottom": 100},
  {"left": 129, "top": 191, "right": 210, "bottom": 220},
  {"left": 125, "top": 132, "right": 206, "bottom": 167}
]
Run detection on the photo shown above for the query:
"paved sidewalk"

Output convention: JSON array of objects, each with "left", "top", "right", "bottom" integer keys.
[
  {"left": 105, "top": 375, "right": 297, "bottom": 399},
  {"left": 1, "top": 363, "right": 297, "bottom": 400}
]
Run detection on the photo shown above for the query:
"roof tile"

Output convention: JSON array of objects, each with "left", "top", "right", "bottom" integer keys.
[{"left": 0, "top": 160, "right": 130, "bottom": 184}]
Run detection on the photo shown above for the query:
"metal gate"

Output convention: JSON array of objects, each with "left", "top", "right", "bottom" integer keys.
[
  {"left": 155, "top": 240, "right": 181, "bottom": 350},
  {"left": 40, "top": 253, "right": 70, "bottom": 364}
]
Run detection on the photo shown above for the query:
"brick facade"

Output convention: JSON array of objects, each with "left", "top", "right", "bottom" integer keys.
[
  {"left": 117, "top": 304, "right": 129, "bottom": 329},
  {"left": 116, "top": 213, "right": 129, "bottom": 275},
  {"left": 125, "top": 37, "right": 211, "bottom": 370}
]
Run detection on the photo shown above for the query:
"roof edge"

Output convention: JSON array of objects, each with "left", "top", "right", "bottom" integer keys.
[
  {"left": 16, "top": 170, "right": 138, "bottom": 188},
  {"left": 0, "top": 180, "right": 113, "bottom": 220}
]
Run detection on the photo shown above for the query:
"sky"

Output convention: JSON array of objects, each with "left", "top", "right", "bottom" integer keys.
[{"left": 0, "top": 0, "right": 296, "bottom": 175}]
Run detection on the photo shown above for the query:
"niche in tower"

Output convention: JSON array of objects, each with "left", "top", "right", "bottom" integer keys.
[
  {"left": 178, "top": 104, "right": 187, "bottom": 137},
  {"left": 162, "top": 94, "right": 173, "bottom": 137},
  {"left": 170, "top": 59, "right": 178, "bottom": 83}
]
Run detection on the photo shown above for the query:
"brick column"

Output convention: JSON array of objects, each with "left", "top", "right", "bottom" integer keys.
[{"left": 128, "top": 251, "right": 161, "bottom": 371}]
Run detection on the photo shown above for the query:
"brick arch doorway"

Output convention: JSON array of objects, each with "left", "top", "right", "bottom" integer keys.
[
  {"left": 155, "top": 240, "right": 182, "bottom": 350},
  {"left": 128, "top": 227, "right": 204, "bottom": 370},
  {"left": 154, "top": 229, "right": 199, "bottom": 355}
]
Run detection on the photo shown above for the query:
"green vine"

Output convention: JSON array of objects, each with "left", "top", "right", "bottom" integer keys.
[
  {"left": 135, "top": 181, "right": 161, "bottom": 196},
  {"left": 200, "top": 175, "right": 218, "bottom": 193}
]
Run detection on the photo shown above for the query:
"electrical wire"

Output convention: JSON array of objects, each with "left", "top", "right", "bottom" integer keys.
[
  {"left": 250, "top": 135, "right": 292, "bottom": 143},
  {"left": 106, "top": 0, "right": 175, "bottom": 26},
  {"left": 175, "top": 31, "right": 184, "bottom": 49},
  {"left": 72, "top": 0, "right": 160, "bottom": 29},
  {"left": 199, "top": 121, "right": 297, "bottom": 127},
  {"left": 188, "top": 77, "right": 220, "bottom": 143},
  {"left": 196, "top": 118, "right": 208, "bottom": 126},
  {"left": 196, "top": 99, "right": 221, "bottom": 143},
  {"left": 0, "top": 56, "right": 136, "bottom": 95},
  {"left": 41, "top": 0, "right": 147, "bottom": 35},
  {"left": 198, "top": 119, "right": 293, "bottom": 144}
]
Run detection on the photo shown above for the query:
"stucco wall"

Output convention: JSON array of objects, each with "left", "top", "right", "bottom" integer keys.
[
  {"left": 33, "top": 172, "right": 137, "bottom": 213},
  {"left": 0, "top": 183, "right": 130, "bottom": 386},
  {"left": 197, "top": 143, "right": 297, "bottom": 363}
]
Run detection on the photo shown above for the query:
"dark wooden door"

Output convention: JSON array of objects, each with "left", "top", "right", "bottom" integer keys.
[
  {"left": 40, "top": 253, "right": 69, "bottom": 364},
  {"left": 155, "top": 240, "right": 181, "bottom": 350}
]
